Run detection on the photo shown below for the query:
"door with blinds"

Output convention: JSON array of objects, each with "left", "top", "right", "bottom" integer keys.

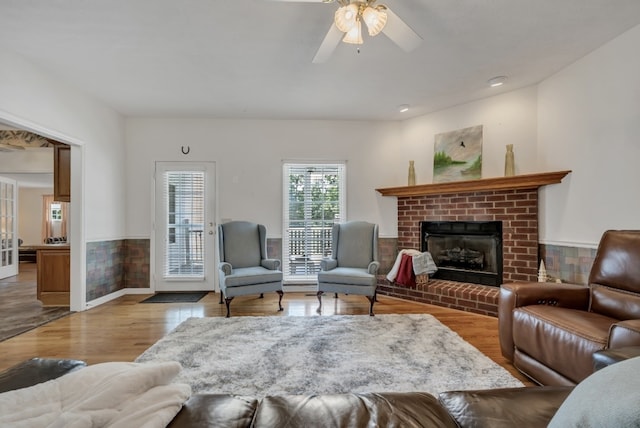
[
  {"left": 0, "top": 176, "right": 18, "bottom": 280},
  {"left": 282, "top": 163, "right": 346, "bottom": 283},
  {"left": 154, "top": 162, "right": 216, "bottom": 292}
]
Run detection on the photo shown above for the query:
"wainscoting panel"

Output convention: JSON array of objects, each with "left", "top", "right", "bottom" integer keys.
[
  {"left": 86, "top": 239, "right": 150, "bottom": 301},
  {"left": 86, "top": 240, "right": 126, "bottom": 301},
  {"left": 539, "top": 243, "right": 597, "bottom": 285},
  {"left": 84, "top": 238, "right": 595, "bottom": 310}
]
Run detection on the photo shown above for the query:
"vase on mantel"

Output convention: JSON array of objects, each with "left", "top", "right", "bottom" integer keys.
[
  {"left": 408, "top": 160, "right": 416, "bottom": 186},
  {"left": 504, "top": 144, "right": 515, "bottom": 177}
]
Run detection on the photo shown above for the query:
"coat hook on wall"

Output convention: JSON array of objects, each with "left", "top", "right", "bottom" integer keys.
[{"left": 181, "top": 146, "right": 190, "bottom": 155}]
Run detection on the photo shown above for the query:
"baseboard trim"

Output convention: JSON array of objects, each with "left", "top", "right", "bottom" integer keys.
[{"left": 86, "top": 289, "right": 127, "bottom": 308}]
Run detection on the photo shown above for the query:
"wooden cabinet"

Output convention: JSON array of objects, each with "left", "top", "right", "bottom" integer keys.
[
  {"left": 36, "top": 245, "right": 70, "bottom": 306},
  {"left": 54, "top": 144, "right": 71, "bottom": 202}
]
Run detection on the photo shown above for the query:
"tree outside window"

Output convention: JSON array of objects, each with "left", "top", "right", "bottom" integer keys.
[{"left": 283, "top": 163, "right": 346, "bottom": 282}]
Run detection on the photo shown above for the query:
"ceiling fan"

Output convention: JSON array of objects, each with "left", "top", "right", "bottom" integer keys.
[{"left": 270, "top": 0, "right": 423, "bottom": 63}]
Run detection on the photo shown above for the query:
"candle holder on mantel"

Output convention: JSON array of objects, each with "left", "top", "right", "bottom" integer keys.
[{"left": 408, "top": 160, "right": 416, "bottom": 186}]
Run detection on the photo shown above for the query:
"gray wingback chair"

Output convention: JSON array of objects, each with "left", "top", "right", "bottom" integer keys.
[
  {"left": 317, "top": 221, "right": 380, "bottom": 316},
  {"left": 218, "top": 221, "right": 284, "bottom": 317}
]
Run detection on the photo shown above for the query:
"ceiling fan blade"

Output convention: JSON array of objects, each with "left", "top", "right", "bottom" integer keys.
[
  {"left": 312, "top": 23, "right": 343, "bottom": 63},
  {"left": 382, "top": 7, "right": 423, "bottom": 52}
]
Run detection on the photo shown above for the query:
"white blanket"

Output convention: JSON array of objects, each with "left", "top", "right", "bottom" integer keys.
[{"left": 0, "top": 361, "right": 191, "bottom": 428}]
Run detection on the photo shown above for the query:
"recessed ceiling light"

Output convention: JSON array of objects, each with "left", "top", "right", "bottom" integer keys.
[
  {"left": 398, "top": 104, "right": 410, "bottom": 113},
  {"left": 487, "top": 76, "right": 508, "bottom": 87}
]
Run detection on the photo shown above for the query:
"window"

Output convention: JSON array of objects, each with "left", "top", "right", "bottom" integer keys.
[
  {"left": 50, "top": 203, "right": 62, "bottom": 221},
  {"left": 41, "top": 195, "right": 68, "bottom": 243},
  {"left": 162, "top": 171, "right": 205, "bottom": 278},
  {"left": 283, "top": 162, "right": 346, "bottom": 283}
]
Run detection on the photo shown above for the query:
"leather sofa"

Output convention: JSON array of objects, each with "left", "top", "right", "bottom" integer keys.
[
  {"left": 4, "top": 353, "right": 640, "bottom": 427},
  {"left": 0, "top": 358, "right": 572, "bottom": 428},
  {"left": 499, "top": 229, "right": 640, "bottom": 385}
]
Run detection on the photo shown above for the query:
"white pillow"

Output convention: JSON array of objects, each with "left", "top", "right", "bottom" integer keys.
[{"left": 548, "top": 356, "right": 640, "bottom": 427}]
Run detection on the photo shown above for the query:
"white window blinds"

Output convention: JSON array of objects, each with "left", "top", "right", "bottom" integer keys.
[{"left": 162, "top": 170, "right": 205, "bottom": 278}]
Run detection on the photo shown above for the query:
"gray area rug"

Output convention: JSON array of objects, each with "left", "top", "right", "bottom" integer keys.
[{"left": 136, "top": 314, "right": 523, "bottom": 396}]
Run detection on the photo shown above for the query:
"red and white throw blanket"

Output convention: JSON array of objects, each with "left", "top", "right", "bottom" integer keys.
[{"left": 387, "top": 249, "right": 438, "bottom": 287}]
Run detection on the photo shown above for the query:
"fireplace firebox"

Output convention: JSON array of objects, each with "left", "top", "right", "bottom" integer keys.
[{"left": 421, "top": 221, "right": 503, "bottom": 287}]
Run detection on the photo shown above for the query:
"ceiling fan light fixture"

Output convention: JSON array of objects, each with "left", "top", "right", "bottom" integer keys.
[
  {"left": 312, "top": 0, "right": 422, "bottom": 63},
  {"left": 342, "top": 18, "right": 363, "bottom": 44},
  {"left": 362, "top": 5, "right": 387, "bottom": 36},
  {"left": 335, "top": 3, "right": 359, "bottom": 32}
]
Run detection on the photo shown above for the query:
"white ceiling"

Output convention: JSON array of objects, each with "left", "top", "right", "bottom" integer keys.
[
  {"left": 1, "top": 173, "right": 53, "bottom": 189},
  {"left": 0, "top": 0, "right": 639, "bottom": 121}
]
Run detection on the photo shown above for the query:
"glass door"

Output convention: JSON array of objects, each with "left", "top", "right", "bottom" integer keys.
[
  {"left": 0, "top": 176, "right": 18, "bottom": 279},
  {"left": 154, "top": 162, "right": 215, "bottom": 291}
]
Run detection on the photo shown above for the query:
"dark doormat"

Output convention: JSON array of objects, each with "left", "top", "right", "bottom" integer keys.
[{"left": 140, "top": 292, "right": 208, "bottom": 303}]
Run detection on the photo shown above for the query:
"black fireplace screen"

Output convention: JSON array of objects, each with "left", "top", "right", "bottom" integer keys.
[{"left": 421, "top": 221, "right": 503, "bottom": 286}]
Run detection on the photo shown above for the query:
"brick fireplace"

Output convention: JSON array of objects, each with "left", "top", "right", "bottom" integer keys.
[{"left": 375, "top": 171, "right": 571, "bottom": 316}]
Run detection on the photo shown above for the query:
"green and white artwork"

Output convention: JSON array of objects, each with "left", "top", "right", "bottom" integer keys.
[{"left": 433, "top": 125, "right": 483, "bottom": 183}]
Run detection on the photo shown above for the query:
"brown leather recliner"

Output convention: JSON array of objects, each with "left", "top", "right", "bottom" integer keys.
[{"left": 499, "top": 230, "right": 640, "bottom": 386}]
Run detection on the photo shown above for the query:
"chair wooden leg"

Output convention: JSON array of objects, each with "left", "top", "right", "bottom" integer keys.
[
  {"left": 334, "top": 293, "right": 338, "bottom": 299},
  {"left": 366, "top": 295, "right": 375, "bottom": 316},
  {"left": 219, "top": 291, "right": 223, "bottom": 304},
  {"left": 316, "top": 291, "right": 324, "bottom": 314},
  {"left": 259, "top": 293, "right": 264, "bottom": 298},
  {"left": 224, "top": 297, "right": 234, "bottom": 318},
  {"left": 276, "top": 290, "right": 284, "bottom": 311}
]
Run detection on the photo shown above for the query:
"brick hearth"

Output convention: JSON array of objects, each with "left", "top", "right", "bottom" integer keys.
[{"left": 378, "top": 187, "right": 541, "bottom": 317}]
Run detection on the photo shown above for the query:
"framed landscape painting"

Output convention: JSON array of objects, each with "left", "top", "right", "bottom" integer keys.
[{"left": 433, "top": 125, "right": 483, "bottom": 183}]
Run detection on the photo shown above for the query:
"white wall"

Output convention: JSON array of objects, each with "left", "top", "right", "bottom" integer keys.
[
  {"left": 17, "top": 187, "right": 52, "bottom": 245},
  {"left": 538, "top": 24, "right": 640, "bottom": 246},
  {"left": 0, "top": 47, "right": 126, "bottom": 241},
  {"left": 400, "top": 86, "right": 539, "bottom": 182},
  {"left": 125, "top": 119, "right": 401, "bottom": 238},
  {"left": 126, "top": 89, "right": 540, "bottom": 242}
]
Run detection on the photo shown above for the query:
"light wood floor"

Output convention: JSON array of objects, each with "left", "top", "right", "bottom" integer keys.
[{"left": 0, "top": 277, "right": 532, "bottom": 385}]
